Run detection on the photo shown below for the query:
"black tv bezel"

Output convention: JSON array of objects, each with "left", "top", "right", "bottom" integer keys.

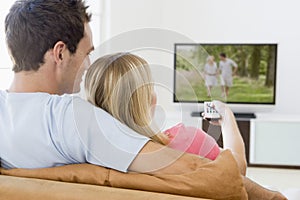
[{"left": 173, "top": 43, "right": 278, "bottom": 105}]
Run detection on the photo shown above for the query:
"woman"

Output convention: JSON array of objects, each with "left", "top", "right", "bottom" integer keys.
[
  {"left": 204, "top": 56, "right": 218, "bottom": 98},
  {"left": 85, "top": 53, "right": 246, "bottom": 173}
]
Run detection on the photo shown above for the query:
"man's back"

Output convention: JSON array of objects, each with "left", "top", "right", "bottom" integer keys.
[
  {"left": 0, "top": 91, "right": 79, "bottom": 169},
  {"left": 0, "top": 90, "right": 149, "bottom": 171}
]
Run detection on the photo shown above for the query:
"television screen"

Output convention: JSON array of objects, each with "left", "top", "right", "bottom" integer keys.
[{"left": 174, "top": 43, "right": 277, "bottom": 104}]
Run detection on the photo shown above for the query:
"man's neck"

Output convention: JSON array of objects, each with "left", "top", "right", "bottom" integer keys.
[{"left": 9, "top": 71, "right": 61, "bottom": 95}]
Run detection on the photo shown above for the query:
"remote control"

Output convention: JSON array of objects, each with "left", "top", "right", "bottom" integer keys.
[{"left": 203, "top": 102, "right": 221, "bottom": 120}]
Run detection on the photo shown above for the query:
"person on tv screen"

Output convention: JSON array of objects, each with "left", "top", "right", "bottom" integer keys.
[
  {"left": 219, "top": 53, "right": 238, "bottom": 98},
  {"left": 204, "top": 56, "right": 218, "bottom": 98}
]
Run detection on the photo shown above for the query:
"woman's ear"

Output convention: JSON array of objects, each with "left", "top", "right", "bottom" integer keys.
[{"left": 52, "top": 41, "right": 67, "bottom": 64}]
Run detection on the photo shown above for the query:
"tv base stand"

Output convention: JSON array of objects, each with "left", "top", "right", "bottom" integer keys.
[
  {"left": 191, "top": 112, "right": 256, "bottom": 120},
  {"left": 202, "top": 118, "right": 251, "bottom": 164},
  {"left": 191, "top": 111, "right": 255, "bottom": 164}
]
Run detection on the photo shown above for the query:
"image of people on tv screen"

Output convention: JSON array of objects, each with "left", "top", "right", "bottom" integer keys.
[
  {"left": 175, "top": 44, "right": 276, "bottom": 104},
  {"left": 218, "top": 53, "right": 238, "bottom": 98},
  {"left": 203, "top": 56, "right": 218, "bottom": 98}
]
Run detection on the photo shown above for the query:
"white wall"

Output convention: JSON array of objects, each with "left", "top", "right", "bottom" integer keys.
[
  {"left": 0, "top": 1, "right": 103, "bottom": 90},
  {"left": 0, "top": 1, "right": 15, "bottom": 90},
  {"left": 106, "top": 0, "right": 300, "bottom": 117}
]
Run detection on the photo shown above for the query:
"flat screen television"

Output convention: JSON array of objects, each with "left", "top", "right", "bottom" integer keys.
[{"left": 174, "top": 43, "right": 277, "bottom": 112}]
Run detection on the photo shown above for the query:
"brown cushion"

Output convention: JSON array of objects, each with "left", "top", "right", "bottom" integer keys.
[{"left": 0, "top": 150, "right": 247, "bottom": 200}]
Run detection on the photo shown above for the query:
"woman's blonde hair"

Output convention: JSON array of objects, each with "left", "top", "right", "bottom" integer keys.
[{"left": 85, "top": 53, "right": 165, "bottom": 144}]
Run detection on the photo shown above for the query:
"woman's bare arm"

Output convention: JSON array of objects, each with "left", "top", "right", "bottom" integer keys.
[{"left": 209, "top": 101, "right": 247, "bottom": 175}]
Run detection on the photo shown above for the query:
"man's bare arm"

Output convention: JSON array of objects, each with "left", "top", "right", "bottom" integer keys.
[
  {"left": 129, "top": 141, "right": 206, "bottom": 175},
  {"left": 233, "top": 66, "right": 238, "bottom": 75},
  {"left": 243, "top": 176, "right": 287, "bottom": 200},
  {"left": 129, "top": 141, "right": 286, "bottom": 199}
]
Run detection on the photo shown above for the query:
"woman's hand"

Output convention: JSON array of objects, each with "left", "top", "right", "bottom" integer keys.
[
  {"left": 203, "top": 100, "right": 234, "bottom": 127},
  {"left": 203, "top": 100, "right": 247, "bottom": 175}
]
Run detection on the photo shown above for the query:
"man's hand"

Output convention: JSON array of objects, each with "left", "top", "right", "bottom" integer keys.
[
  {"left": 244, "top": 177, "right": 287, "bottom": 200},
  {"left": 233, "top": 66, "right": 238, "bottom": 76}
]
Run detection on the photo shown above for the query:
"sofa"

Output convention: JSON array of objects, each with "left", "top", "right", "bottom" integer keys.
[{"left": 0, "top": 150, "right": 247, "bottom": 200}]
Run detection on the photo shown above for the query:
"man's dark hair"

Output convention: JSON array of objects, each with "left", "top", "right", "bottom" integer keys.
[
  {"left": 219, "top": 53, "right": 226, "bottom": 58},
  {"left": 5, "top": 0, "right": 92, "bottom": 72}
]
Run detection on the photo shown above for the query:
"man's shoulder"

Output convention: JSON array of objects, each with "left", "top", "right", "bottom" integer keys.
[
  {"left": 225, "top": 58, "right": 232, "bottom": 62},
  {"left": 227, "top": 58, "right": 236, "bottom": 64},
  {"left": 47, "top": 94, "right": 92, "bottom": 111},
  {"left": 0, "top": 90, "right": 88, "bottom": 109}
]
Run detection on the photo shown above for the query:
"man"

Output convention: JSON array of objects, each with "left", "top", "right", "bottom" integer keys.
[
  {"left": 219, "top": 53, "right": 238, "bottom": 98},
  {"left": 0, "top": 0, "right": 285, "bottom": 199}
]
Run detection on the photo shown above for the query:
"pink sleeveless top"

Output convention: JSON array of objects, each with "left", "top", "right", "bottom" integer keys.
[{"left": 164, "top": 123, "right": 220, "bottom": 160}]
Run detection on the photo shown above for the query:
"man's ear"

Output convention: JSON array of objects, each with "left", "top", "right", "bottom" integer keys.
[{"left": 52, "top": 41, "right": 68, "bottom": 64}]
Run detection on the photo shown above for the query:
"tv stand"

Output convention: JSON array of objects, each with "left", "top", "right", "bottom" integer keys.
[
  {"left": 192, "top": 111, "right": 255, "bottom": 165},
  {"left": 233, "top": 113, "right": 256, "bottom": 119},
  {"left": 191, "top": 111, "right": 255, "bottom": 164},
  {"left": 191, "top": 112, "right": 256, "bottom": 120}
]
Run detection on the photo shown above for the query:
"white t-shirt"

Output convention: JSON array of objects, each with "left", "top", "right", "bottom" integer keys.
[
  {"left": 0, "top": 91, "right": 149, "bottom": 172},
  {"left": 204, "top": 63, "right": 218, "bottom": 86},
  {"left": 219, "top": 58, "right": 237, "bottom": 77}
]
